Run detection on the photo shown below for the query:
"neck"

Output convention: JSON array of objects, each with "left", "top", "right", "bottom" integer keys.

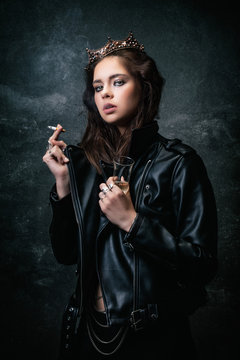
[{"left": 117, "top": 125, "right": 127, "bottom": 135}]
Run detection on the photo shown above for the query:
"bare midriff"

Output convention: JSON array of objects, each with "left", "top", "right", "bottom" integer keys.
[{"left": 95, "top": 283, "right": 105, "bottom": 312}]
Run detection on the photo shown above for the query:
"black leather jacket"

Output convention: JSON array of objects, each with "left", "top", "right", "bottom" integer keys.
[{"left": 49, "top": 121, "right": 218, "bottom": 327}]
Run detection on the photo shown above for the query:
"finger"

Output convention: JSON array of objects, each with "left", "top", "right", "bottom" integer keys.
[
  {"left": 49, "top": 124, "right": 64, "bottom": 142},
  {"left": 106, "top": 177, "right": 118, "bottom": 192},
  {"left": 42, "top": 152, "right": 49, "bottom": 163},
  {"left": 99, "top": 198, "right": 104, "bottom": 207},
  {"left": 99, "top": 183, "right": 108, "bottom": 191},
  {"left": 107, "top": 183, "right": 114, "bottom": 191},
  {"left": 48, "top": 146, "right": 69, "bottom": 164},
  {"left": 106, "top": 177, "right": 117, "bottom": 190},
  {"left": 100, "top": 187, "right": 110, "bottom": 196},
  {"left": 43, "top": 149, "right": 57, "bottom": 163},
  {"left": 98, "top": 192, "right": 105, "bottom": 201},
  {"left": 51, "top": 139, "right": 67, "bottom": 149},
  {"left": 107, "top": 176, "right": 118, "bottom": 183}
]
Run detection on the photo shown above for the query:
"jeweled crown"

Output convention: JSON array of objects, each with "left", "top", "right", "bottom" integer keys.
[{"left": 85, "top": 31, "right": 144, "bottom": 70}]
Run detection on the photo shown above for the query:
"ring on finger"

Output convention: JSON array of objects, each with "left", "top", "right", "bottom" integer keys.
[
  {"left": 101, "top": 187, "right": 109, "bottom": 195},
  {"left": 47, "top": 141, "right": 53, "bottom": 151},
  {"left": 108, "top": 183, "right": 114, "bottom": 190}
]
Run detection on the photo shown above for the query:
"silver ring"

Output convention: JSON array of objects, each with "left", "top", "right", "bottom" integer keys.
[
  {"left": 101, "top": 187, "right": 109, "bottom": 195},
  {"left": 108, "top": 183, "right": 114, "bottom": 190},
  {"left": 47, "top": 141, "right": 53, "bottom": 151}
]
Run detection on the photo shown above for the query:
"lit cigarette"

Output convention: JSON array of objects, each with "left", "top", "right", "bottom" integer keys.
[{"left": 48, "top": 125, "right": 66, "bottom": 132}]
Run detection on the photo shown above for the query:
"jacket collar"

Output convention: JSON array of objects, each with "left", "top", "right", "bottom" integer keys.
[{"left": 128, "top": 121, "right": 159, "bottom": 160}]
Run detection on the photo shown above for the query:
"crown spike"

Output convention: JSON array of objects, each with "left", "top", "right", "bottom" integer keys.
[{"left": 85, "top": 32, "right": 144, "bottom": 70}]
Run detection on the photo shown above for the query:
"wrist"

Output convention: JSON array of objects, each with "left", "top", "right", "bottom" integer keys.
[
  {"left": 56, "top": 176, "right": 70, "bottom": 199},
  {"left": 122, "top": 212, "right": 137, "bottom": 232}
]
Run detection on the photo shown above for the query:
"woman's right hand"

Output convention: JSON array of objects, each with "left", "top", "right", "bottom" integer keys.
[{"left": 42, "top": 124, "right": 70, "bottom": 199}]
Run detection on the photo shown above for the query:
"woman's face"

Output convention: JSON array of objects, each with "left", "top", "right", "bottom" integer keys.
[{"left": 93, "top": 56, "right": 141, "bottom": 134}]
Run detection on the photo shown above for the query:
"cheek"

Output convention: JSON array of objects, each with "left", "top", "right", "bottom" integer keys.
[{"left": 126, "top": 87, "right": 141, "bottom": 109}]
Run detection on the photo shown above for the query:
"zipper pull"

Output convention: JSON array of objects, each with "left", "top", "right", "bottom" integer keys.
[{"left": 123, "top": 242, "right": 134, "bottom": 251}]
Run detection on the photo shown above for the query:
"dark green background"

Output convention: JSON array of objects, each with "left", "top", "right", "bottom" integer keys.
[{"left": 0, "top": 0, "right": 239, "bottom": 358}]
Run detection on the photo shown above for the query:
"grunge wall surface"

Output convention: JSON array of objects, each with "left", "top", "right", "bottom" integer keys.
[{"left": 0, "top": 0, "right": 239, "bottom": 358}]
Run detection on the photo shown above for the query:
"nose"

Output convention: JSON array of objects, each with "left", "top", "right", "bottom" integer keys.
[{"left": 101, "top": 86, "right": 113, "bottom": 99}]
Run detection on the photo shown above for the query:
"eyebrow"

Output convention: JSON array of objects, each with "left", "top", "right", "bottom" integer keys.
[{"left": 93, "top": 73, "right": 129, "bottom": 85}]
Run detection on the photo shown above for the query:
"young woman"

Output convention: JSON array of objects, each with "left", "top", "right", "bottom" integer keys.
[{"left": 43, "top": 32, "right": 218, "bottom": 359}]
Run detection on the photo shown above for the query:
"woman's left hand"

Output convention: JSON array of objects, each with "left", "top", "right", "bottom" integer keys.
[{"left": 99, "top": 177, "right": 137, "bottom": 232}]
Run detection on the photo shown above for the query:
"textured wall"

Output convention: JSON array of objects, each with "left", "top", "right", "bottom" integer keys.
[{"left": 0, "top": 0, "right": 239, "bottom": 358}]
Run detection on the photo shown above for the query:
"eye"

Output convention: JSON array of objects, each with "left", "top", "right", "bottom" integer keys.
[
  {"left": 94, "top": 85, "right": 103, "bottom": 92},
  {"left": 114, "top": 79, "right": 125, "bottom": 86}
]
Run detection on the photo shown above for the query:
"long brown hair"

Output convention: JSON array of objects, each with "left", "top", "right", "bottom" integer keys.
[{"left": 80, "top": 49, "right": 165, "bottom": 173}]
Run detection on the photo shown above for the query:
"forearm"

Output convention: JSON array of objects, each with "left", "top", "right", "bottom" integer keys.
[
  {"left": 124, "top": 154, "right": 218, "bottom": 285},
  {"left": 56, "top": 175, "right": 70, "bottom": 199},
  {"left": 49, "top": 186, "right": 78, "bottom": 264},
  {"left": 124, "top": 213, "right": 218, "bottom": 284}
]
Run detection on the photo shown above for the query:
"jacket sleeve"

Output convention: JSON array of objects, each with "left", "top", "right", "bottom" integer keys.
[
  {"left": 124, "top": 153, "right": 218, "bottom": 286},
  {"left": 49, "top": 185, "right": 78, "bottom": 265}
]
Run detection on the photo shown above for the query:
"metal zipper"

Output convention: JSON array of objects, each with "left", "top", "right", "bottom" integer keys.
[
  {"left": 132, "top": 159, "right": 152, "bottom": 312},
  {"left": 65, "top": 147, "right": 84, "bottom": 324},
  {"left": 95, "top": 159, "right": 152, "bottom": 322},
  {"left": 135, "top": 160, "right": 152, "bottom": 212}
]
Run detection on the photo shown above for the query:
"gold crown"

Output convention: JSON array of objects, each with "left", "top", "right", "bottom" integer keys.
[{"left": 85, "top": 31, "right": 144, "bottom": 70}]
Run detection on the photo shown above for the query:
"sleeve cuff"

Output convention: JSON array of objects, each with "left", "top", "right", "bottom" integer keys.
[
  {"left": 123, "top": 213, "right": 144, "bottom": 246},
  {"left": 50, "top": 184, "right": 72, "bottom": 210}
]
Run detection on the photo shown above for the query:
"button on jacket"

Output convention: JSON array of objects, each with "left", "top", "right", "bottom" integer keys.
[{"left": 49, "top": 121, "right": 218, "bottom": 326}]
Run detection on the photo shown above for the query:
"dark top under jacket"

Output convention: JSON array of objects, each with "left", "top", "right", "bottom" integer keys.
[{"left": 49, "top": 121, "right": 218, "bottom": 328}]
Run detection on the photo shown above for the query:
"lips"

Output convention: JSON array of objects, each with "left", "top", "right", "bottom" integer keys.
[
  {"left": 103, "top": 103, "right": 116, "bottom": 110},
  {"left": 103, "top": 103, "right": 117, "bottom": 114}
]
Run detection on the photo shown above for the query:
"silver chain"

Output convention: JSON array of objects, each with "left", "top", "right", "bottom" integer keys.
[{"left": 86, "top": 314, "right": 129, "bottom": 356}]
